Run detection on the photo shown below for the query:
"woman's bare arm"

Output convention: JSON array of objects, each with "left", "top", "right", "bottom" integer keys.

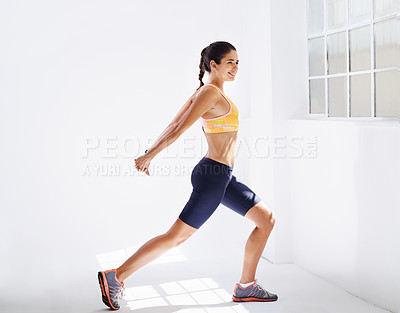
[
  {"left": 143, "top": 87, "right": 217, "bottom": 160},
  {"left": 170, "top": 90, "right": 198, "bottom": 125},
  {"left": 141, "top": 92, "right": 196, "bottom": 158}
]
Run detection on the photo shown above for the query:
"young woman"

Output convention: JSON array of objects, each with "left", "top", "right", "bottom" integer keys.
[{"left": 98, "top": 41, "right": 277, "bottom": 310}]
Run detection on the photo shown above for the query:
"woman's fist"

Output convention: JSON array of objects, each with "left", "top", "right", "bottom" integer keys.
[{"left": 134, "top": 154, "right": 151, "bottom": 176}]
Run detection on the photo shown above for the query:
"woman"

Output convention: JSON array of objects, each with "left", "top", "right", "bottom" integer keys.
[{"left": 98, "top": 41, "right": 277, "bottom": 310}]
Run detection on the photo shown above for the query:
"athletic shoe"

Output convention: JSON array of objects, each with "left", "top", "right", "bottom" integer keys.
[
  {"left": 232, "top": 279, "right": 278, "bottom": 302},
  {"left": 98, "top": 269, "right": 126, "bottom": 310}
]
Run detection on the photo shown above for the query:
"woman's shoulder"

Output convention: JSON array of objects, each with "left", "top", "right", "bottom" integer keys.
[{"left": 192, "top": 84, "right": 219, "bottom": 100}]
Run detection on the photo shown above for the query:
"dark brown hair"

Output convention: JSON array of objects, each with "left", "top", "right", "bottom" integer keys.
[{"left": 197, "top": 41, "right": 236, "bottom": 91}]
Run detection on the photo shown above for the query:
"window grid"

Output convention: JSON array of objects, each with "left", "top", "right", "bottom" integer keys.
[
  {"left": 324, "top": 0, "right": 328, "bottom": 116},
  {"left": 307, "top": 0, "right": 400, "bottom": 119},
  {"left": 371, "top": 0, "right": 375, "bottom": 117},
  {"left": 346, "top": 0, "right": 350, "bottom": 117}
]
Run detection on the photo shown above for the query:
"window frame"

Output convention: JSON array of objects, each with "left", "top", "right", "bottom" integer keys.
[{"left": 307, "top": 0, "right": 400, "bottom": 120}]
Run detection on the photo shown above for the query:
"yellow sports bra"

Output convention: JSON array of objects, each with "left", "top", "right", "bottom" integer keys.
[{"left": 199, "top": 84, "right": 239, "bottom": 133}]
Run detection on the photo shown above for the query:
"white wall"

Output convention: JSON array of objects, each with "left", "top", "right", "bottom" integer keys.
[
  {"left": 288, "top": 119, "right": 400, "bottom": 312},
  {"left": 246, "top": 0, "right": 309, "bottom": 263}
]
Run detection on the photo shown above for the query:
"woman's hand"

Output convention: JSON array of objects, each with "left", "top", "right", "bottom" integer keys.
[{"left": 134, "top": 154, "right": 151, "bottom": 176}]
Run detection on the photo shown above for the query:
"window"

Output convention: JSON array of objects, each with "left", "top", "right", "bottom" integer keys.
[{"left": 307, "top": 0, "right": 400, "bottom": 118}]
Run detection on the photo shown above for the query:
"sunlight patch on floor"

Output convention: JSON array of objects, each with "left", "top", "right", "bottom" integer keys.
[
  {"left": 124, "top": 277, "right": 250, "bottom": 312},
  {"left": 96, "top": 246, "right": 249, "bottom": 312}
]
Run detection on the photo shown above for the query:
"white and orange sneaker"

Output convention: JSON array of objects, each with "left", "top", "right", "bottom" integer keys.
[
  {"left": 98, "top": 269, "right": 126, "bottom": 310},
  {"left": 232, "top": 279, "right": 278, "bottom": 302}
]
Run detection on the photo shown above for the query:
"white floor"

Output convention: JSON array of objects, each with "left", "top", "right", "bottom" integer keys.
[{"left": 3, "top": 235, "right": 392, "bottom": 313}]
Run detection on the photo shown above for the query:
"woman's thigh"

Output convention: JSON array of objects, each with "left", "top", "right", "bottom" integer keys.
[
  {"left": 221, "top": 175, "right": 275, "bottom": 228},
  {"left": 178, "top": 157, "right": 232, "bottom": 229},
  {"left": 221, "top": 175, "right": 263, "bottom": 217}
]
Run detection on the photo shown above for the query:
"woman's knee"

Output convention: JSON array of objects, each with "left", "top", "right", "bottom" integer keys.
[
  {"left": 165, "top": 218, "right": 197, "bottom": 246},
  {"left": 269, "top": 210, "right": 276, "bottom": 224},
  {"left": 270, "top": 213, "right": 276, "bottom": 227},
  {"left": 260, "top": 211, "right": 275, "bottom": 230},
  {"left": 246, "top": 201, "right": 275, "bottom": 230},
  {"left": 165, "top": 231, "right": 194, "bottom": 247}
]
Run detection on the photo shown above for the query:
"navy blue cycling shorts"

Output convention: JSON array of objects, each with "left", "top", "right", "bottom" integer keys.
[{"left": 178, "top": 157, "right": 262, "bottom": 229}]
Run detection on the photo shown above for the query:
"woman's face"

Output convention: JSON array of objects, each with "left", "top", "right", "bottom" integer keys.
[{"left": 212, "top": 49, "right": 239, "bottom": 81}]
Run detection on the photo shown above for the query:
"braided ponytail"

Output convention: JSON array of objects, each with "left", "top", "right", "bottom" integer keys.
[
  {"left": 196, "top": 41, "right": 236, "bottom": 92},
  {"left": 197, "top": 47, "right": 208, "bottom": 91}
]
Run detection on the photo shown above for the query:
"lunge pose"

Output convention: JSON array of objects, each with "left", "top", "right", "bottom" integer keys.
[{"left": 98, "top": 41, "right": 277, "bottom": 310}]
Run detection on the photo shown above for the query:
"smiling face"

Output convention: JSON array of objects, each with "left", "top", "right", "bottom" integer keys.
[{"left": 211, "top": 49, "right": 239, "bottom": 81}]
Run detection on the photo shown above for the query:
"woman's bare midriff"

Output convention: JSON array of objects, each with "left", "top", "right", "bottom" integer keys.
[
  {"left": 195, "top": 84, "right": 238, "bottom": 168},
  {"left": 204, "top": 130, "right": 238, "bottom": 167}
]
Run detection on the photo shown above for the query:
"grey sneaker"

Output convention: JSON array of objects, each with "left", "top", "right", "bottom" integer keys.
[
  {"left": 232, "top": 279, "right": 278, "bottom": 302},
  {"left": 98, "top": 269, "right": 126, "bottom": 310}
]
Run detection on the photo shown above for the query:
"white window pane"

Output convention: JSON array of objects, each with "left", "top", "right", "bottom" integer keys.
[
  {"left": 328, "top": 76, "right": 347, "bottom": 117},
  {"left": 375, "top": 19, "right": 400, "bottom": 69},
  {"left": 350, "top": 74, "right": 372, "bottom": 117},
  {"left": 327, "top": 31, "right": 347, "bottom": 74},
  {"left": 309, "top": 37, "right": 325, "bottom": 76},
  {"left": 374, "top": 0, "right": 400, "bottom": 18},
  {"left": 310, "top": 79, "right": 326, "bottom": 113},
  {"left": 376, "top": 71, "right": 400, "bottom": 118},
  {"left": 349, "top": 0, "right": 371, "bottom": 24},
  {"left": 327, "top": 0, "right": 347, "bottom": 30},
  {"left": 349, "top": 25, "right": 371, "bottom": 71},
  {"left": 308, "top": 0, "right": 325, "bottom": 35}
]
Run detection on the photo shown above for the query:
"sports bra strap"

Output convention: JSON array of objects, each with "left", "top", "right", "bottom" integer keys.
[{"left": 206, "top": 84, "right": 231, "bottom": 104}]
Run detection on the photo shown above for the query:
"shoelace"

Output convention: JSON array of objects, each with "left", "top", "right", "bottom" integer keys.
[
  {"left": 114, "top": 285, "right": 126, "bottom": 300},
  {"left": 254, "top": 279, "right": 268, "bottom": 296},
  {"left": 120, "top": 285, "right": 127, "bottom": 299}
]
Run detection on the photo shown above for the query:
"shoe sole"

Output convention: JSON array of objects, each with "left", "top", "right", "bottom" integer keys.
[
  {"left": 232, "top": 295, "right": 278, "bottom": 302},
  {"left": 98, "top": 271, "right": 120, "bottom": 310}
]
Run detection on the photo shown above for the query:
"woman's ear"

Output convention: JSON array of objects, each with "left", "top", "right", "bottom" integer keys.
[{"left": 210, "top": 60, "right": 217, "bottom": 70}]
